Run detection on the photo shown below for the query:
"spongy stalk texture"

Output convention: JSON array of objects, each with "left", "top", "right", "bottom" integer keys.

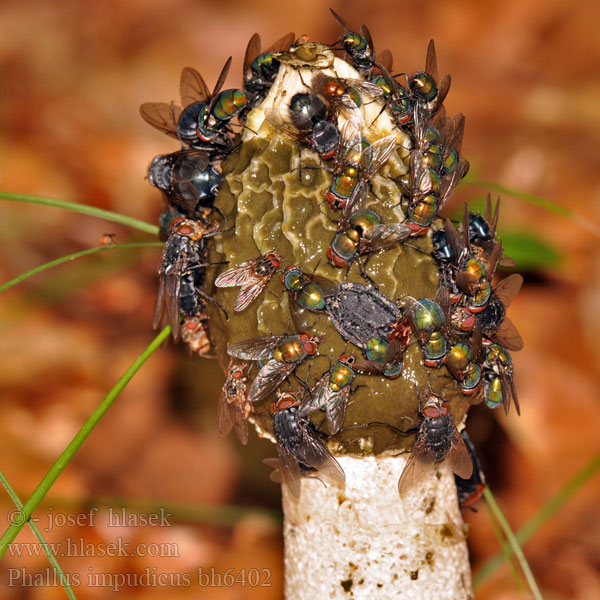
[{"left": 282, "top": 455, "right": 473, "bottom": 599}]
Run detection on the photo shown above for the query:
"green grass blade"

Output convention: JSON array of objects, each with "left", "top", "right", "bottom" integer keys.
[
  {"left": 474, "top": 453, "right": 600, "bottom": 588},
  {"left": 0, "top": 325, "right": 171, "bottom": 559},
  {"left": 465, "top": 178, "right": 600, "bottom": 239},
  {"left": 0, "top": 242, "right": 164, "bottom": 293},
  {"left": 480, "top": 488, "right": 543, "bottom": 599},
  {"left": 482, "top": 488, "right": 526, "bottom": 592},
  {"left": 0, "top": 192, "right": 159, "bottom": 236},
  {"left": 0, "top": 471, "right": 77, "bottom": 600}
]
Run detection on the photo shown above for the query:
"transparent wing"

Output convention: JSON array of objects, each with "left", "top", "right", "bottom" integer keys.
[
  {"left": 265, "top": 31, "right": 295, "bottom": 54},
  {"left": 297, "top": 433, "right": 346, "bottom": 485},
  {"left": 360, "top": 24, "right": 375, "bottom": 55},
  {"left": 362, "top": 134, "right": 396, "bottom": 176},
  {"left": 212, "top": 56, "right": 232, "bottom": 98},
  {"left": 329, "top": 8, "right": 352, "bottom": 32},
  {"left": 227, "top": 335, "right": 285, "bottom": 361},
  {"left": 447, "top": 428, "right": 474, "bottom": 479},
  {"left": 264, "top": 107, "right": 305, "bottom": 143},
  {"left": 440, "top": 113, "right": 465, "bottom": 161},
  {"left": 276, "top": 444, "right": 302, "bottom": 499},
  {"left": 234, "top": 281, "right": 267, "bottom": 312},
  {"left": 180, "top": 66, "right": 210, "bottom": 107},
  {"left": 230, "top": 402, "right": 250, "bottom": 445},
  {"left": 397, "top": 437, "right": 437, "bottom": 495},
  {"left": 215, "top": 263, "right": 257, "bottom": 288},
  {"left": 493, "top": 274, "right": 523, "bottom": 309},
  {"left": 243, "top": 33, "right": 262, "bottom": 77},
  {"left": 139, "top": 102, "right": 180, "bottom": 138},
  {"left": 364, "top": 223, "right": 411, "bottom": 250},
  {"left": 438, "top": 159, "right": 469, "bottom": 211},
  {"left": 216, "top": 387, "right": 234, "bottom": 439},
  {"left": 325, "top": 388, "right": 350, "bottom": 435},
  {"left": 424, "top": 39, "right": 439, "bottom": 82},
  {"left": 490, "top": 317, "right": 524, "bottom": 352},
  {"left": 248, "top": 359, "right": 296, "bottom": 403},
  {"left": 376, "top": 49, "right": 393, "bottom": 71},
  {"left": 263, "top": 457, "right": 284, "bottom": 484}
]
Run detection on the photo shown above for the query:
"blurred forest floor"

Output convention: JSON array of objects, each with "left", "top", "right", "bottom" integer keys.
[{"left": 0, "top": 0, "right": 599, "bottom": 598}]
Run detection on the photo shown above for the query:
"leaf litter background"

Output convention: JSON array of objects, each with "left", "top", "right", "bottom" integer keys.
[{"left": 0, "top": 0, "right": 599, "bottom": 598}]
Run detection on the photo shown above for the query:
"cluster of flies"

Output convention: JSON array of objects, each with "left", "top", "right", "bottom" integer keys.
[{"left": 141, "top": 10, "right": 522, "bottom": 504}]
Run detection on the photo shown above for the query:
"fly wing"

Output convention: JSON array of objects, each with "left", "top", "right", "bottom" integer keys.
[
  {"left": 212, "top": 56, "right": 232, "bottom": 98},
  {"left": 139, "top": 103, "right": 180, "bottom": 138},
  {"left": 376, "top": 49, "right": 393, "bottom": 71},
  {"left": 215, "top": 262, "right": 257, "bottom": 288},
  {"left": 329, "top": 8, "right": 352, "bottom": 32},
  {"left": 443, "top": 218, "right": 466, "bottom": 263},
  {"left": 493, "top": 274, "right": 523, "bottom": 309},
  {"left": 440, "top": 113, "right": 465, "bottom": 160},
  {"left": 360, "top": 24, "right": 375, "bottom": 55},
  {"left": 180, "top": 66, "right": 210, "bottom": 107},
  {"left": 447, "top": 428, "right": 474, "bottom": 480},
  {"left": 424, "top": 39, "right": 439, "bottom": 82},
  {"left": 325, "top": 387, "right": 350, "bottom": 435},
  {"left": 363, "top": 223, "right": 411, "bottom": 250},
  {"left": 263, "top": 457, "right": 283, "bottom": 484},
  {"left": 498, "top": 363, "right": 520, "bottom": 416},
  {"left": 265, "top": 32, "right": 295, "bottom": 54},
  {"left": 230, "top": 402, "right": 250, "bottom": 445},
  {"left": 490, "top": 317, "right": 524, "bottom": 352},
  {"left": 234, "top": 281, "right": 267, "bottom": 312},
  {"left": 297, "top": 433, "right": 346, "bottom": 485},
  {"left": 163, "top": 262, "right": 184, "bottom": 338},
  {"left": 243, "top": 33, "right": 262, "bottom": 80},
  {"left": 438, "top": 159, "right": 469, "bottom": 212},
  {"left": 264, "top": 107, "right": 304, "bottom": 143},
  {"left": 409, "top": 150, "right": 434, "bottom": 201},
  {"left": 300, "top": 374, "right": 329, "bottom": 416},
  {"left": 276, "top": 444, "right": 302, "bottom": 499},
  {"left": 248, "top": 359, "right": 296, "bottom": 403},
  {"left": 397, "top": 435, "right": 437, "bottom": 495},
  {"left": 363, "top": 134, "right": 397, "bottom": 176},
  {"left": 227, "top": 335, "right": 285, "bottom": 361},
  {"left": 216, "top": 387, "right": 234, "bottom": 439}
]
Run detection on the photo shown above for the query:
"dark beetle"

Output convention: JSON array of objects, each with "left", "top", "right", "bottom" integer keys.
[{"left": 324, "top": 282, "right": 402, "bottom": 349}]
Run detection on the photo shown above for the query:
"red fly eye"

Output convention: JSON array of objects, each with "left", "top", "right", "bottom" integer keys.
[
  {"left": 299, "top": 332, "right": 311, "bottom": 343},
  {"left": 278, "top": 397, "right": 296, "bottom": 410},
  {"left": 175, "top": 223, "right": 195, "bottom": 236},
  {"left": 270, "top": 401, "right": 277, "bottom": 415},
  {"left": 303, "top": 341, "right": 318, "bottom": 355},
  {"left": 268, "top": 254, "right": 281, "bottom": 268},
  {"left": 440, "top": 402, "right": 450, "bottom": 416},
  {"left": 325, "top": 191, "right": 337, "bottom": 206},
  {"left": 423, "top": 406, "right": 441, "bottom": 418},
  {"left": 232, "top": 369, "right": 243, "bottom": 379},
  {"left": 340, "top": 354, "right": 349, "bottom": 362}
]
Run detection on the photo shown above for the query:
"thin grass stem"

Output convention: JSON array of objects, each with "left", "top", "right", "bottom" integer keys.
[
  {"left": 0, "top": 326, "right": 171, "bottom": 559},
  {"left": 482, "top": 488, "right": 526, "bottom": 592},
  {"left": 474, "top": 453, "right": 600, "bottom": 588},
  {"left": 0, "top": 192, "right": 159, "bottom": 235},
  {"left": 481, "top": 487, "right": 543, "bottom": 599},
  {"left": 0, "top": 242, "right": 164, "bottom": 293},
  {"left": 0, "top": 471, "right": 77, "bottom": 600}
]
